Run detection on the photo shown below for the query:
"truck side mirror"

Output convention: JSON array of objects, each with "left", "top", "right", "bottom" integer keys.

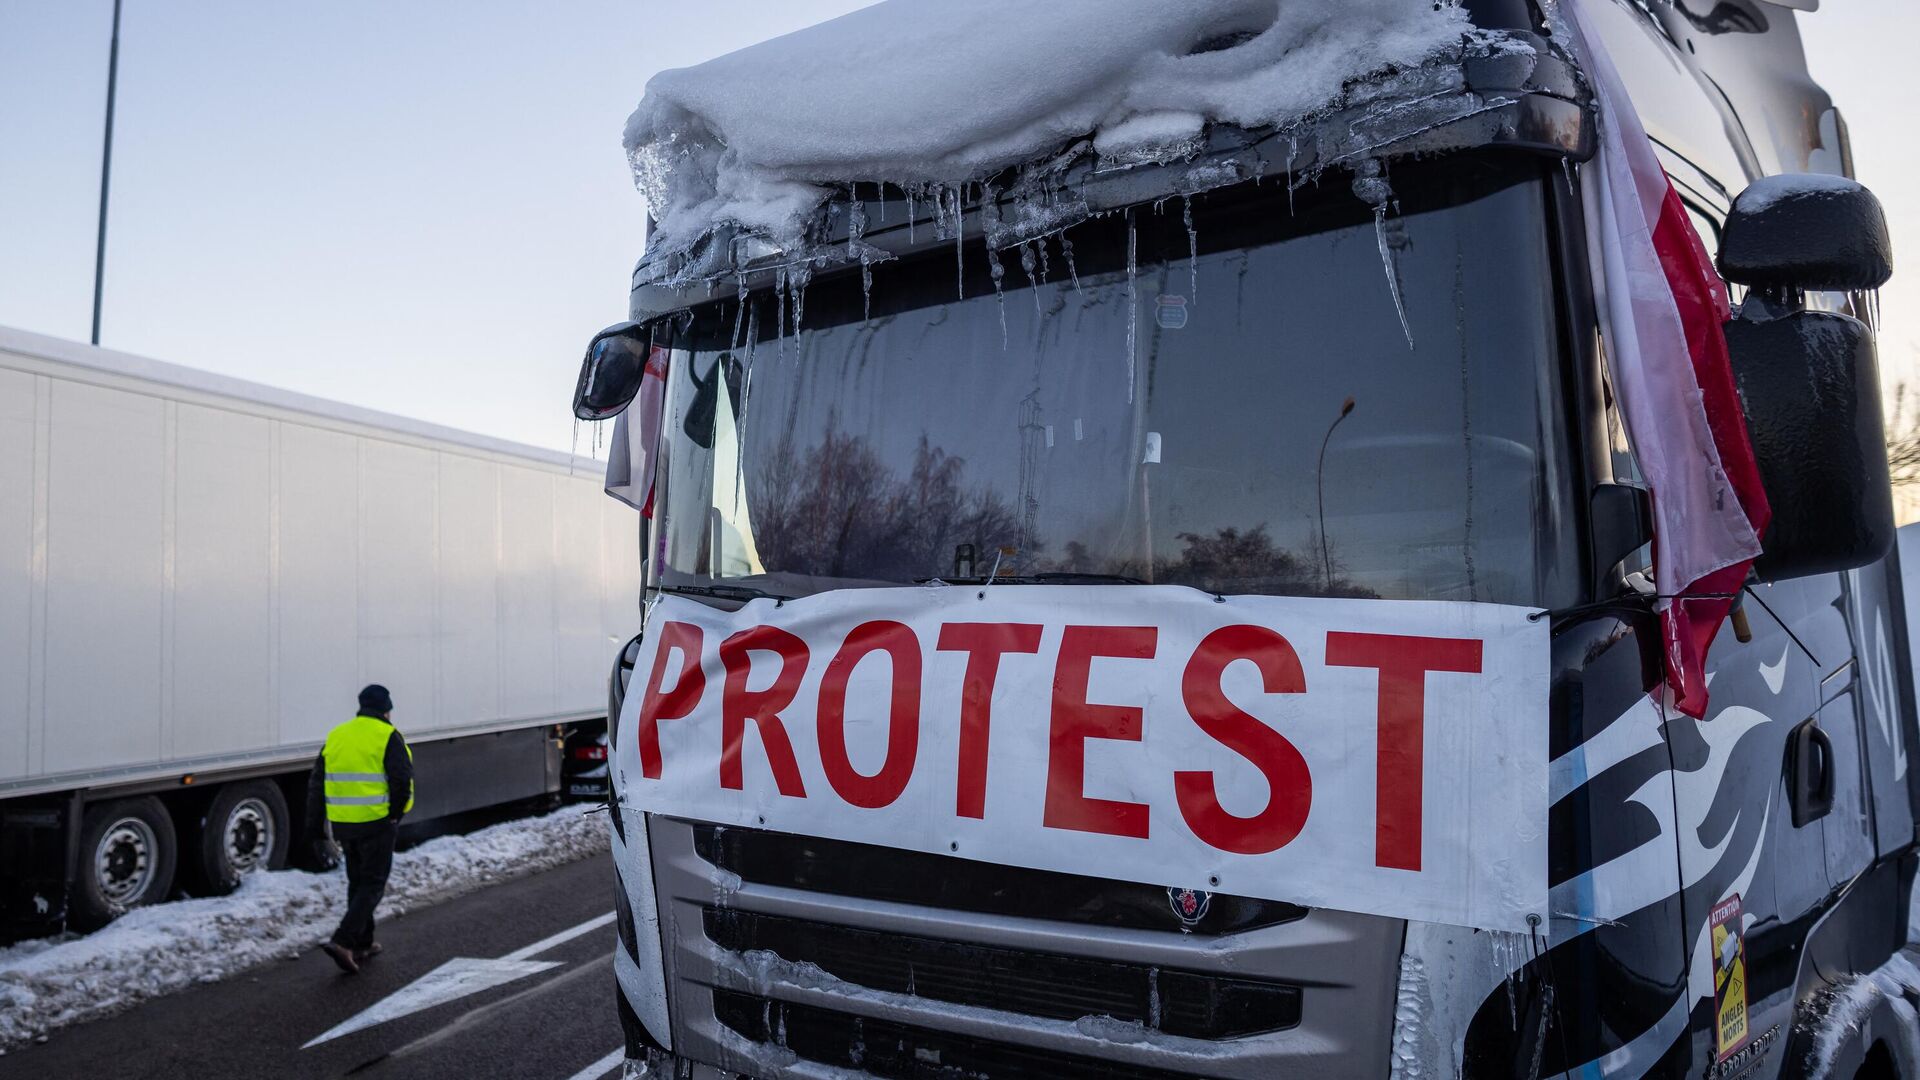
[
  {"left": 574, "top": 322, "right": 658, "bottom": 421},
  {"left": 1720, "top": 175, "right": 1896, "bottom": 582},
  {"left": 1719, "top": 174, "right": 1893, "bottom": 293}
]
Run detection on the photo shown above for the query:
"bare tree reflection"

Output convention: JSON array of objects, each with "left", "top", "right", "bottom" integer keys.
[
  {"left": 1121, "top": 525, "right": 1376, "bottom": 599},
  {"left": 751, "top": 430, "right": 1022, "bottom": 581},
  {"left": 748, "top": 433, "right": 1369, "bottom": 597}
]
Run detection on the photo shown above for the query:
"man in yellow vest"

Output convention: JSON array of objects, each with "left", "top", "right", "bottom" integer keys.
[{"left": 305, "top": 684, "right": 413, "bottom": 974}]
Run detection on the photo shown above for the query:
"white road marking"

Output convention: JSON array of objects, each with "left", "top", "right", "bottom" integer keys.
[
  {"left": 302, "top": 958, "right": 561, "bottom": 1047},
  {"left": 503, "top": 910, "right": 617, "bottom": 961},
  {"left": 302, "top": 911, "right": 615, "bottom": 1049},
  {"left": 563, "top": 1047, "right": 629, "bottom": 1080}
]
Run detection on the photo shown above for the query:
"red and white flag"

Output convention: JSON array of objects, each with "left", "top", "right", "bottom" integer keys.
[
  {"left": 605, "top": 345, "right": 671, "bottom": 517},
  {"left": 1565, "top": 0, "right": 1771, "bottom": 718}
]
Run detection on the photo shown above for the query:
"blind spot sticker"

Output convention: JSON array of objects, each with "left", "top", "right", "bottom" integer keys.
[{"left": 1711, "top": 894, "right": 1750, "bottom": 1061}]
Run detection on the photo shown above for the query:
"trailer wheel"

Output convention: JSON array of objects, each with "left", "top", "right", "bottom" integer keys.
[
  {"left": 72, "top": 797, "right": 177, "bottom": 930},
  {"left": 194, "top": 781, "right": 290, "bottom": 894}
]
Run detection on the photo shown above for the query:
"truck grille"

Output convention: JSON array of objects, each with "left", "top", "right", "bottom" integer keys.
[
  {"left": 653, "top": 819, "right": 1405, "bottom": 1079},
  {"left": 705, "top": 907, "right": 1302, "bottom": 1039},
  {"left": 691, "top": 823, "right": 1305, "bottom": 936},
  {"left": 713, "top": 991, "right": 1201, "bottom": 1080}
]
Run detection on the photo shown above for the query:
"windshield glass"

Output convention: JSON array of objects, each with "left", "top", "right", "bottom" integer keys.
[{"left": 649, "top": 153, "right": 1578, "bottom": 606}]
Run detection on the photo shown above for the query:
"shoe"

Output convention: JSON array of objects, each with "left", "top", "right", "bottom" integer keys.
[
  {"left": 353, "top": 942, "right": 383, "bottom": 964},
  {"left": 322, "top": 942, "right": 360, "bottom": 974}
]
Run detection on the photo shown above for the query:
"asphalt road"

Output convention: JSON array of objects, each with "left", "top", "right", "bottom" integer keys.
[{"left": 2, "top": 852, "right": 629, "bottom": 1080}]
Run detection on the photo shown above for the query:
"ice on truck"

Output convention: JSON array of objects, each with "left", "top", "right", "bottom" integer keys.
[{"left": 624, "top": 0, "right": 1511, "bottom": 263}]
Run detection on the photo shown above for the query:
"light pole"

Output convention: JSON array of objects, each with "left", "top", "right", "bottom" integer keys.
[
  {"left": 91, "top": 0, "right": 124, "bottom": 347},
  {"left": 1316, "top": 396, "right": 1356, "bottom": 591}
]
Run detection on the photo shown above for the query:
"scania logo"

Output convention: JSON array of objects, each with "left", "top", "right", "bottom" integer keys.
[{"left": 1167, "top": 886, "right": 1212, "bottom": 928}]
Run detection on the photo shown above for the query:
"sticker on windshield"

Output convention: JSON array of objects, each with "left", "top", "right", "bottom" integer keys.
[{"left": 1155, "top": 295, "right": 1189, "bottom": 330}]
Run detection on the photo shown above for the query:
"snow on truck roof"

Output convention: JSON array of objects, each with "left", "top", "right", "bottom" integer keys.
[{"left": 624, "top": 0, "right": 1502, "bottom": 261}]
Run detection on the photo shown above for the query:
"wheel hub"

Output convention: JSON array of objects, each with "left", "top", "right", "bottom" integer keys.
[
  {"left": 94, "top": 818, "right": 156, "bottom": 906},
  {"left": 224, "top": 798, "right": 274, "bottom": 873}
]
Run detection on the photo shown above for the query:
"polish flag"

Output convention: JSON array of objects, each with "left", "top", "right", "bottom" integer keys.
[
  {"left": 1565, "top": 0, "right": 1771, "bottom": 718},
  {"left": 605, "top": 345, "right": 671, "bottom": 517}
]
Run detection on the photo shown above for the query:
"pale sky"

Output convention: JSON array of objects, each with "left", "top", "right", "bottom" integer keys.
[{"left": 1, "top": 1, "right": 1914, "bottom": 455}]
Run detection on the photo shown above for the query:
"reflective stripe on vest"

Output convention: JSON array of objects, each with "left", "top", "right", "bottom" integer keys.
[{"left": 321, "top": 714, "right": 413, "bottom": 823}]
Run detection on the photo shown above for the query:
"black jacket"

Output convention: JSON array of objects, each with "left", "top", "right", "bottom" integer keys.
[{"left": 306, "top": 722, "right": 414, "bottom": 842}]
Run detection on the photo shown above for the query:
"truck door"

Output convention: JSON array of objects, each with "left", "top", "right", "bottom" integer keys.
[
  {"left": 1790, "top": 568, "right": 1891, "bottom": 894},
  {"left": 1843, "top": 556, "right": 1913, "bottom": 864},
  {"left": 1814, "top": 673, "right": 1873, "bottom": 892},
  {"left": 1670, "top": 574, "right": 1831, "bottom": 1071}
]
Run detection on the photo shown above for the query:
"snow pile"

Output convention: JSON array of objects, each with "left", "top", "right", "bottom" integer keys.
[
  {"left": 625, "top": 0, "right": 1480, "bottom": 255},
  {"left": 1388, "top": 953, "right": 1433, "bottom": 1080},
  {"left": 0, "top": 809, "right": 609, "bottom": 1051},
  {"left": 1803, "top": 951, "right": 1920, "bottom": 1079}
]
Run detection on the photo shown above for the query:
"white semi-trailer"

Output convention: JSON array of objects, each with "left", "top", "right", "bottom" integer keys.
[{"left": 0, "top": 325, "right": 639, "bottom": 934}]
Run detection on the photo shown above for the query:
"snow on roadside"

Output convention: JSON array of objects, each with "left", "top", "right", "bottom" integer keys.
[{"left": 0, "top": 808, "right": 610, "bottom": 1051}]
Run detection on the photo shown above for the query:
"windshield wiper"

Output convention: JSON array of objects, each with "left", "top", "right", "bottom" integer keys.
[{"left": 653, "top": 582, "right": 793, "bottom": 604}]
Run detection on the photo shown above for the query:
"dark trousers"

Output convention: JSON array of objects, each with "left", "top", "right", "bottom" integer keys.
[{"left": 331, "top": 822, "right": 397, "bottom": 951}]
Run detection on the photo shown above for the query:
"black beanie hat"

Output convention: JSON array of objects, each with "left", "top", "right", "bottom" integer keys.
[{"left": 358, "top": 684, "right": 393, "bottom": 715}]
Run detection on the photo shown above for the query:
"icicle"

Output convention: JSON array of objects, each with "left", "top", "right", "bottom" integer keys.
[
  {"left": 1182, "top": 195, "right": 1199, "bottom": 301},
  {"left": 988, "top": 242, "right": 1009, "bottom": 348},
  {"left": 791, "top": 265, "right": 809, "bottom": 338},
  {"left": 847, "top": 186, "right": 867, "bottom": 260},
  {"left": 1354, "top": 161, "right": 1415, "bottom": 352},
  {"left": 1148, "top": 969, "right": 1163, "bottom": 1030},
  {"left": 906, "top": 186, "right": 917, "bottom": 243},
  {"left": 1286, "top": 136, "right": 1298, "bottom": 215},
  {"left": 952, "top": 186, "right": 967, "bottom": 301},
  {"left": 861, "top": 254, "right": 875, "bottom": 323},
  {"left": 1374, "top": 205, "right": 1415, "bottom": 351},
  {"left": 1020, "top": 241, "right": 1043, "bottom": 317},
  {"left": 744, "top": 304, "right": 760, "bottom": 379},
  {"left": 844, "top": 172, "right": 875, "bottom": 321},
  {"left": 1036, "top": 236, "right": 1051, "bottom": 284},
  {"left": 776, "top": 267, "right": 789, "bottom": 364},
  {"left": 1060, "top": 232, "right": 1083, "bottom": 294},
  {"left": 1485, "top": 929, "right": 1528, "bottom": 1029},
  {"left": 1126, "top": 209, "right": 1139, "bottom": 403},
  {"left": 733, "top": 352, "right": 755, "bottom": 513},
  {"left": 982, "top": 183, "right": 1009, "bottom": 347},
  {"left": 1374, "top": 206, "right": 1416, "bottom": 352}
]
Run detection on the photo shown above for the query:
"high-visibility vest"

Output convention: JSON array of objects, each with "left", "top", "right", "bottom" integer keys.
[{"left": 321, "top": 714, "right": 414, "bottom": 823}]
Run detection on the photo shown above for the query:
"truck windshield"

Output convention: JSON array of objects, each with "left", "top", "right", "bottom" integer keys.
[{"left": 650, "top": 153, "right": 1578, "bottom": 606}]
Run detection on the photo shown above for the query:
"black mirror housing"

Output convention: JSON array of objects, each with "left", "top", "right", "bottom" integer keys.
[
  {"left": 1720, "top": 174, "right": 1893, "bottom": 292},
  {"left": 573, "top": 322, "right": 655, "bottom": 421},
  {"left": 1727, "top": 304, "right": 1894, "bottom": 581}
]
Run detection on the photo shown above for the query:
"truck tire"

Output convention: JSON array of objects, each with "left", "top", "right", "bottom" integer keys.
[
  {"left": 193, "top": 781, "right": 290, "bottom": 894},
  {"left": 72, "top": 797, "right": 177, "bottom": 931}
]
